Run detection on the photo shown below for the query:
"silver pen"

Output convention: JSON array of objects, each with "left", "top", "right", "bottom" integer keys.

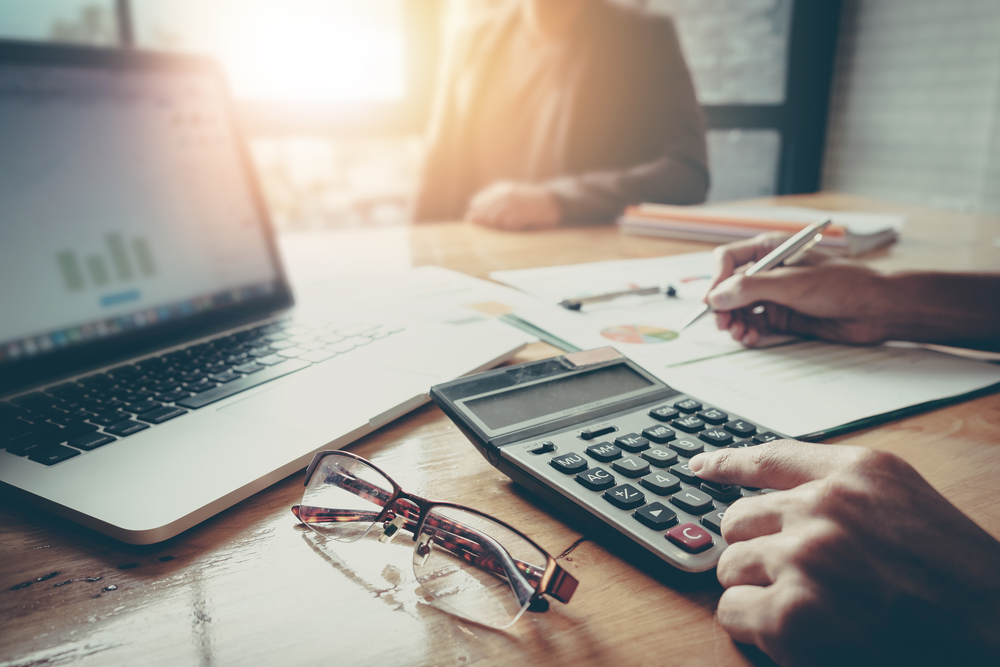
[{"left": 677, "top": 218, "right": 833, "bottom": 332}]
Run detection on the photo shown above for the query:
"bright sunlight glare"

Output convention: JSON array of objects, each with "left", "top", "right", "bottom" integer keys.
[{"left": 135, "top": 0, "right": 407, "bottom": 104}]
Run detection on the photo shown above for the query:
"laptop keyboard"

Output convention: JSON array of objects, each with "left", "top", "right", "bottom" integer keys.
[{"left": 0, "top": 317, "right": 405, "bottom": 467}]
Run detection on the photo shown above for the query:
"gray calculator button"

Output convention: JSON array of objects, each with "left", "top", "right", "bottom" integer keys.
[
  {"left": 604, "top": 483, "right": 646, "bottom": 510},
  {"left": 725, "top": 420, "right": 757, "bottom": 437},
  {"left": 641, "top": 425, "right": 675, "bottom": 444},
  {"left": 672, "top": 416, "right": 705, "bottom": 433},
  {"left": 586, "top": 441, "right": 622, "bottom": 462},
  {"left": 701, "top": 507, "right": 728, "bottom": 534},
  {"left": 699, "top": 428, "right": 734, "bottom": 447},
  {"left": 634, "top": 502, "right": 678, "bottom": 530},
  {"left": 697, "top": 408, "right": 728, "bottom": 425},
  {"left": 575, "top": 467, "right": 616, "bottom": 491},
  {"left": 670, "top": 461, "right": 699, "bottom": 485},
  {"left": 641, "top": 447, "right": 678, "bottom": 468},
  {"left": 612, "top": 455, "right": 650, "bottom": 478},
  {"left": 669, "top": 438, "right": 704, "bottom": 457},
  {"left": 550, "top": 453, "right": 588, "bottom": 474},
  {"left": 670, "top": 487, "right": 715, "bottom": 515},
  {"left": 615, "top": 433, "right": 649, "bottom": 452},
  {"left": 640, "top": 471, "right": 681, "bottom": 496}
]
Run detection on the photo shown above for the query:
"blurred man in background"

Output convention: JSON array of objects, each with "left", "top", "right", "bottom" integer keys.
[{"left": 412, "top": 0, "right": 708, "bottom": 230}]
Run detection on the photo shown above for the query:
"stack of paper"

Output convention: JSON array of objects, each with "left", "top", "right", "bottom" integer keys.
[{"left": 618, "top": 204, "right": 905, "bottom": 256}]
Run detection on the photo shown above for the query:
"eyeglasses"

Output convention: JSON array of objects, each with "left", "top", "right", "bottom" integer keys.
[{"left": 291, "top": 450, "right": 578, "bottom": 629}]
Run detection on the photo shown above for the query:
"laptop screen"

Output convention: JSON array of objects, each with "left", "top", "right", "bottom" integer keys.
[{"left": 0, "top": 59, "right": 282, "bottom": 369}]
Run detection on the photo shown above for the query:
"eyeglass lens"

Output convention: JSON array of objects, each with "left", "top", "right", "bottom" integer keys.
[{"left": 300, "top": 453, "right": 550, "bottom": 628}]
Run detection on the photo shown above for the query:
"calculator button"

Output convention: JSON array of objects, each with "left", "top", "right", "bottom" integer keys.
[
  {"left": 697, "top": 408, "right": 728, "bottom": 425},
  {"left": 701, "top": 508, "right": 728, "bottom": 535},
  {"left": 604, "top": 483, "right": 646, "bottom": 510},
  {"left": 674, "top": 399, "right": 702, "bottom": 413},
  {"left": 642, "top": 425, "right": 676, "bottom": 444},
  {"left": 612, "top": 456, "right": 651, "bottom": 478},
  {"left": 615, "top": 433, "right": 650, "bottom": 452},
  {"left": 550, "top": 453, "right": 588, "bottom": 474},
  {"left": 672, "top": 416, "right": 705, "bottom": 433},
  {"left": 670, "top": 487, "right": 715, "bottom": 515},
  {"left": 580, "top": 424, "right": 616, "bottom": 440},
  {"left": 586, "top": 441, "right": 622, "bottom": 462},
  {"left": 634, "top": 502, "right": 678, "bottom": 530},
  {"left": 641, "top": 447, "right": 678, "bottom": 468},
  {"left": 700, "top": 480, "right": 742, "bottom": 503},
  {"left": 640, "top": 471, "right": 681, "bottom": 496},
  {"left": 575, "top": 467, "right": 616, "bottom": 491},
  {"left": 666, "top": 522, "right": 714, "bottom": 553},
  {"left": 670, "top": 461, "right": 700, "bottom": 485},
  {"left": 699, "top": 428, "right": 734, "bottom": 446},
  {"left": 649, "top": 406, "right": 680, "bottom": 422},
  {"left": 724, "top": 420, "right": 757, "bottom": 437},
  {"left": 528, "top": 440, "right": 556, "bottom": 455},
  {"left": 753, "top": 431, "right": 781, "bottom": 444},
  {"left": 669, "top": 438, "right": 704, "bottom": 457}
]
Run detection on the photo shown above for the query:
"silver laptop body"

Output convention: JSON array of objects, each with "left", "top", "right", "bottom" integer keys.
[{"left": 0, "top": 40, "right": 525, "bottom": 544}]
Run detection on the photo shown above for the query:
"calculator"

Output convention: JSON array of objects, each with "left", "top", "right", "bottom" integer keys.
[{"left": 429, "top": 347, "right": 787, "bottom": 573}]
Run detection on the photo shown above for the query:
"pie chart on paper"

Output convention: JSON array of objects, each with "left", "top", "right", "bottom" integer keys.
[{"left": 600, "top": 325, "right": 678, "bottom": 344}]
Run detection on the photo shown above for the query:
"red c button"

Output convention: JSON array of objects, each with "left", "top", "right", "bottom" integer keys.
[{"left": 666, "top": 522, "right": 714, "bottom": 553}]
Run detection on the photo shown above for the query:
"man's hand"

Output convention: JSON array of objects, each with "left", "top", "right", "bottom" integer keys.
[
  {"left": 689, "top": 441, "right": 1000, "bottom": 666},
  {"left": 705, "top": 233, "right": 895, "bottom": 346},
  {"left": 464, "top": 181, "right": 562, "bottom": 230}
]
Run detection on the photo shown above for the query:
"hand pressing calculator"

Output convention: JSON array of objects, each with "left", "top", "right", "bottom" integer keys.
[{"left": 430, "top": 347, "right": 786, "bottom": 573}]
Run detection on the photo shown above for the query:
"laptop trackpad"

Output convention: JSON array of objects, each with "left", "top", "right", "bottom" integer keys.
[{"left": 218, "top": 360, "right": 435, "bottom": 437}]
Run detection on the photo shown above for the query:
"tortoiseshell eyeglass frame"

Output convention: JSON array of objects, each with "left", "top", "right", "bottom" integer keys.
[{"left": 291, "top": 450, "right": 578, "bottom": 613}]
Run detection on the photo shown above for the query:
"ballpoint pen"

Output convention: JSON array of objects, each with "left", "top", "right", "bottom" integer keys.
[{"left": 677, "top": 218, "right": 833, "bottom": 332}]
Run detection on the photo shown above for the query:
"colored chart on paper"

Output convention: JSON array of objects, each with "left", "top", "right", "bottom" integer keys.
[{"left": 600, "top": 325, "right": 678, "bottom": 344}]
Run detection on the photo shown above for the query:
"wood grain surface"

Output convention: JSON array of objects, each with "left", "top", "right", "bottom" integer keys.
[{"left": 2, "top": 194, "right": 999, "bottom": 667}]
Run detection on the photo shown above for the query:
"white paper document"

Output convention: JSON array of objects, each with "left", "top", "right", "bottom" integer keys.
[{"left": 492, "top": 254, "right": 1000, "bottom": 438}]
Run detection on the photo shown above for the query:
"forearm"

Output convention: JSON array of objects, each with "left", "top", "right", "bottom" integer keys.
[{"left": 880, "top": 272, "right": 1000, "bottom": 350}]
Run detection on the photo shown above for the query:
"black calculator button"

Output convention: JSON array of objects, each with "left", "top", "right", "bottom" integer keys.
[
  {"left": 550, "top": 453, "right": 588, "bottom": 474},
  {"left": 586, "top": 441, "right": 622, "bottom": 462},
  {"left": 699, "top": 428, "right": 734, "bottom": 446},
  {"left": 697, "top": 408, "right": 728, "bottom": 425},
  {"left": 641, "top": 425, "right": 675, "bottom": 444},
  {"left": 724, "top": 420, "right": 757, "bottom": 437},
  {"left": 670, "top": 461, "right": 700, "bottom": 485},
  {"left": 615, "top": 433, "right": 650, "bottom": 453},
  {"left": 580, "top": 424, "right": 616, "bottom": 440},
  {"left": 640, "top": 471, "right": 681, "bottom": 496},
  {"left": 753, "top": 431, "right": 781, "bottom": 444},
  {"left": 669, "top": 438, "right": 704, "bottom": 457},
  {"left": 672, "top": 416, "right": 705, "bottom": 433},
  {"left": 674, "top": 399, "right": 702, "bottom": 413},
  {"left": 528, "top": 440, "right": 556, "bottom": 455},
  {"left": 730, "top": 439, "right": 758, "bottom": 448},
  {"left": 701, "top": 507, "right": 728, "bottom": 535},
  {"left": 604, "top": 484, "right": 646, "bottom": 510},
  {"left": 641, "top": 447, "right": 678, "bottom": 468},
  {"left": 634, "top": 502, "right": 678, "bottom": 530},
  {"left": 576, "top": 467, "right": 616, "bottom": 491},
  {"left": 700, "top": 480, "right": 742, "bottom": 503},
  {"left": 612, "top": 456, "right": 651, "bottom": 478},
  {"left": 666, "top": 522, "right": 714, "bottom": 553},
  {"left": 649, "top": 406, "right": 679, "bottom": 422},
  {"left": 670, "top": 487, "right": 715, "bottom": 515}
]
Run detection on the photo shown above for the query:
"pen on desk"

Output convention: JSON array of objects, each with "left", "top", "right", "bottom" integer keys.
[
  {"left": 677, "top": 218, "right": 833, "bottom": 332},
  {"left": 559, "top": 285, "right": 677, "bottom": 311}
]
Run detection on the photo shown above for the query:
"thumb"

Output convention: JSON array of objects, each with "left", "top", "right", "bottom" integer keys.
[
  {"left": 706, "top": 269, "right": 805, "bottom": 312},
  {"left": 689, "top": 440, "right": 858, "bottom": 490}
]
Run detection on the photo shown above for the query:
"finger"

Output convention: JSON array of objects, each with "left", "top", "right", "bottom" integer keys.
[
  {"left": 706, "top": 267, "right": 809, "bottom": 313},
  {"left": 716, "top": 584, "right": 779, "bottom": 646},
  {"left": 716, "top": 533, "right": 790, "bottom": 588},
  {"left": 689, "top": 440, "right": 858, "bottom": 490},
  {"left": 721, "top": 495, "right": 784, "bottom": 543},
  {"left": 714, "top": 311, "right": 731, "bottom": 331},
  {"left": 709, "top": 233, "right": 788, "bottom": 291}
]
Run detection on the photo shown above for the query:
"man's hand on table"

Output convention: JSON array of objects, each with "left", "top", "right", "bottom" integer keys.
[
  {"left": 689, "top": 441, "right": 1000, "bottom": 666},
  {"left": 464, "top": 181, "right": 562, "bottom": 230}
]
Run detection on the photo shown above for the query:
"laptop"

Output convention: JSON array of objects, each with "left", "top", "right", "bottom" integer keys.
[{"left": 0, "top": 40, "right": 526, "bottom": 544}]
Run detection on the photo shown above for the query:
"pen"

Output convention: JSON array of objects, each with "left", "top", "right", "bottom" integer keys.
[
  {"left": 677, "top": 218, "right": 833, "bottom": 332},
  {"left": 559, "top": 285, "right": 677, "bottom": 311}
]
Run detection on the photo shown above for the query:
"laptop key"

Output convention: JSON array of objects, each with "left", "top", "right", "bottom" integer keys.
[
  {"left": 137, "top": 406, "right": 188, "bottom": 424},
  {"left": 177, "top": 359, "right": 311, "bottom": 409},
  {"left": 28, "top": 444, "right": 81, "bottom": 466},
  {"left": 105, "top": 420, "right": 150, "bottom": 437},
  {"left": 256, "top": 354, "right": 287, "bottom": 366},
  {"left": 69, "top": 432, "right": 117, "bottom": 451},
  {"left": 209, "top": 370, "right": 242, "bottom": 383},
  {"left": 232, "top": 362, "right": 265, "bottom": 374},
  {"left": 158, "top": 389, "right": 193, "bottom": 403}
]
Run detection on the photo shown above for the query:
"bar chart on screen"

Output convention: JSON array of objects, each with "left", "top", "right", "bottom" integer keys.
[{"left": 55, "top": 233, "right": 158, "bottom": 293}]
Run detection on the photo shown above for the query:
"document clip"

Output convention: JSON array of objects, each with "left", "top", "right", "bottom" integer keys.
[{"left": 379, "top": 515, "right": 408, "bottom": 544}]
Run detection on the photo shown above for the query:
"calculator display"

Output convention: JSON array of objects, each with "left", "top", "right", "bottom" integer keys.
[{"left": 465, "top": 365, "right": 653, "bottom": 430}]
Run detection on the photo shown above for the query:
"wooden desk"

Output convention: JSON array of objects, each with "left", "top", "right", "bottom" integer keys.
[{"left": 3, "top": 193, "right": 999, "bottom": 666}]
